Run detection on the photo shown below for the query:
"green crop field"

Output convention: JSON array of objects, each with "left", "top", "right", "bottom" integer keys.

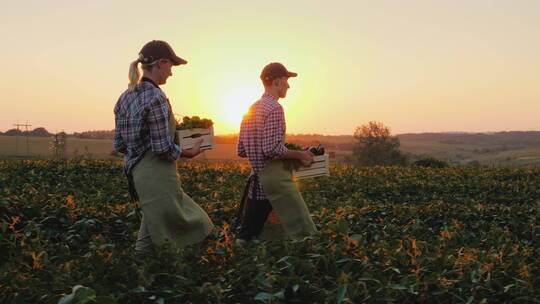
[{"left": 1, "top": 160, "right": 539, "bottom": 303}]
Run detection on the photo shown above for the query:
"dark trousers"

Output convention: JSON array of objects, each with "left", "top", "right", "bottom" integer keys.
[{"left": 238, "top": 198, "right": 273, "bottom": 241}]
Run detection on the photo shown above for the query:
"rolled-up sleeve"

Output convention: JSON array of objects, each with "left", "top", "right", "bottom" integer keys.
[
  {"left": 261, "top": 107, "right": 288, "bottom": 160},
  {"left": 147, "top": 97, "right": 182, "bottom": 161}
]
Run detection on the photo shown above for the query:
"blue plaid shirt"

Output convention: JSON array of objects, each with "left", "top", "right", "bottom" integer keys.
[{"left": 114, "top": 79, "right": 181, "bottom": 174}]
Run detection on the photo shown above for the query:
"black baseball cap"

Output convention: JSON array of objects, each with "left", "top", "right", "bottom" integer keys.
[
  {"left": 139, "top": 40, "right": 187, "bottom": 66},
  {"left": 260, "top": 62, "right": 298, "bottom": 82}
]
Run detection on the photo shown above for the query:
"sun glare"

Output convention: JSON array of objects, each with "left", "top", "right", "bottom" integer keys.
[{"left": 222, "top": 86, "right": 260, "bottom": 131}]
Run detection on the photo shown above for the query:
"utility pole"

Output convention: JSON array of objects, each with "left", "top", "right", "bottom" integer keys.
[
  {"left": 51, "top": 130, "right": 66, "bottom": 159},
  {"left": 14, "top": 121, "right": 31, "bottom": 156},
  {"left": 14, "top": 121, "right": 19, "bottom": 156}
]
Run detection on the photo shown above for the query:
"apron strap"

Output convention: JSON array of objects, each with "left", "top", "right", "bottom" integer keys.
[
  {"left": 233, "top": 174, "right": 258, "bottom": 231},
  {"left": 125, "top": 169, "right": 143, "bottom": 221}
]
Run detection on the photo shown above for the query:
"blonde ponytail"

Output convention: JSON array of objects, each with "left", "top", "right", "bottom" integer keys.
[{"left": 128, "top": 59, "right": 141, "bottom": 90}]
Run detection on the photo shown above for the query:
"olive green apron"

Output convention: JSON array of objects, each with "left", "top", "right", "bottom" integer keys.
[
  {"left": 132, "top": 115, "right": 214, "bottom": 248},
  {"left": 257, "top": 137, "right": 317, "bottom": 240}
]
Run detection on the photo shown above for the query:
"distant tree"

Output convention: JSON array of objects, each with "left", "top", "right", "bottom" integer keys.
[
  {"left": 352, "top": 121, "right": 408, "bottom": 166},
  {"left": 4, "top": 129, "right": 23, "bottom": 136},
  {"left": 29, "top": 127, "right": 52, "bottom": 137}
]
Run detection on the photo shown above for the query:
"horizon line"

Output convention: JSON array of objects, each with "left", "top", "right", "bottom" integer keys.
[{"left": 3, "top": 127, "right": 540, "bottom": 137}]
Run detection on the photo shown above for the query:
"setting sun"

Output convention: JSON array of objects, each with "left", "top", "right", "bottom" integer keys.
[{"left": 222, "top": 85, "right": 260, "bottom": 131}]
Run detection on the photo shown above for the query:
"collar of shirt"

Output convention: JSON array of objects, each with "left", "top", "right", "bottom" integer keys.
[
  {"left": 261, "top": 93, "right": 278, "bottom": 103},
  {"left": 139, "top": 77, "right": 172, "bottom": 114},
  {"left": 141, "top": 77, "right": 159, "bottom": 88}
]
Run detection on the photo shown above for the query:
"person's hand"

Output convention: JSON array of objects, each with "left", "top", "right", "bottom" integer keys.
[
  {"left": 192, "top": 138, "right": 203, "bottom": 155},
  {"left": 298, "top": 150, "right": 314, "bottom": 167},
  {"left": 181, "top": 139, "right": 204, "bottom": 158}
]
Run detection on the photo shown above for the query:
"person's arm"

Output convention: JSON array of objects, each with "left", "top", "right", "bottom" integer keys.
[
  {"left": 261, "top": 107, "right": 314, "bottom": 166},
  {"left": 172, "top": 130, "right": 202, "bottom": 158},
  {"left": 113, "top": 115, "right": 127, "bottom": 154},
  {"left": 237, "top": 109, "right": 250, "bottom": 158},
  {"left": 237, "top": 122, "right": 247, "bottom": 158},
  {"left": 261, "top": 107, "right": 288, "bottom": 160},
  {"left": 281, "top": 149, "right": 314, "bottom": 166},
  {"left": 147, "top": 97, "right": 182, "bottom": 162},
  {"left": 237, "top": 141, "right": 247, "bottom": 158},
  {"left": 180, "top": 139, "right": 203, "bottom": 158}
]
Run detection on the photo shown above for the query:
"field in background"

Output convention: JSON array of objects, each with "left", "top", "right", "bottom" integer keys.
[
  {"left": 398, "top": 134, "right": 540, "bottom": 168},
  {"left": 0, "top": 135, "right": 117, "bottom": 160},
  {"left": 2, "top": 132, "right": 540, "bottom": 167}
]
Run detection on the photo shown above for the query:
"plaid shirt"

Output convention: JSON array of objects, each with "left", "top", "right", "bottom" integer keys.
[
  {"left": 237, "top": 93, "right": 289, "bottom": 200},
  {"left": 114, "top": 79, "right": 181, "bottom": 175}
]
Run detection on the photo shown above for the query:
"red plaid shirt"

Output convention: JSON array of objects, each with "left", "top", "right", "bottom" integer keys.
[{"left": 237, "top": 93, "right": 289, "bottom": 200}]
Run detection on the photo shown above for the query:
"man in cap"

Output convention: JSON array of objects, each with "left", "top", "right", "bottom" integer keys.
[{"left": 235, "top": 62, "right": 317, "bottom": 245}]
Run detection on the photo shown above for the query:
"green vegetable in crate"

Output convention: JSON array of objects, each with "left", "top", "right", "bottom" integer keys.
[
  {"left": 284, "top": 142, "right": 303, "bottom": 151},
  {"left": 176, "top": 116, "right": 214, "bottom": 130}
]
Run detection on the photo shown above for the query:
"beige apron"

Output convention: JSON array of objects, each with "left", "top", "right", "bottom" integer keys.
[
  {"left": 257, "top": 137, "right": 317, "bottom": 240},
  {"left": 132, "top": 115, "right": 214, "bottom": 248}
]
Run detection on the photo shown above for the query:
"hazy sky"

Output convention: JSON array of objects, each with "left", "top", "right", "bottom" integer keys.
[{"left": 1, "top": 0, "right": 539, "bottom": 135}]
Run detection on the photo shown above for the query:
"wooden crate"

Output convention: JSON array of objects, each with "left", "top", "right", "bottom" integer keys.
[
  {"left": 176, "top": 126, "right": 215, "bottom": 151},
  {"left": 292, "top": 154, "right": 330, "bottom": 179}
]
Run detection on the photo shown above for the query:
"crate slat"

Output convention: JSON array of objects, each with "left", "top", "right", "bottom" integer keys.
[
  {"left": 176, "top": 126, "right": 215, "bottom": 151},
  {"left": 292, "top": 154, "right": 330, "bottom": 179}
]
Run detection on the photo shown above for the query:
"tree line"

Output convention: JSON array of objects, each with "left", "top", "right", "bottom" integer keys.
[{"left": 0, "top": 128, "right": 115, "bottom": 139}]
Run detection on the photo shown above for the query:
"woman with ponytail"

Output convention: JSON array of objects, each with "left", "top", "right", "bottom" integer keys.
[{"left": 113, "top": 40, "right": 214, "bottom": 255}]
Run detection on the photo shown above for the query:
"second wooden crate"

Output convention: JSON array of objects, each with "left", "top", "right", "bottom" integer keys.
[{"left": 292, "top": 154, "right": 330, "bottom": 179}]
